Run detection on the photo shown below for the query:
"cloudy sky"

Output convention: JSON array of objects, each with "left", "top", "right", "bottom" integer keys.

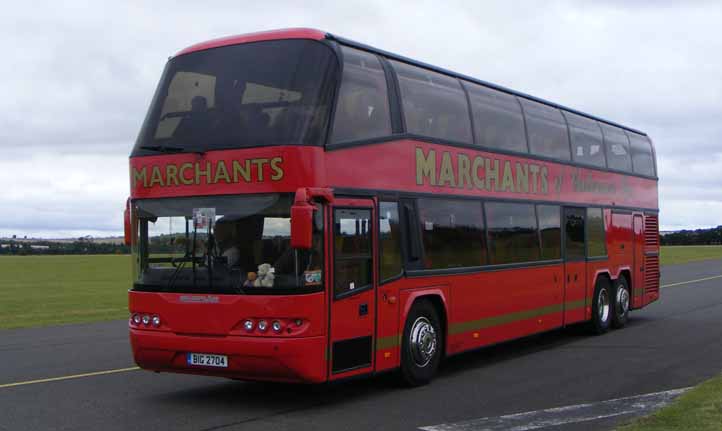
[{"left": 2, "top": 1, "right": 720, "bottom": 238}]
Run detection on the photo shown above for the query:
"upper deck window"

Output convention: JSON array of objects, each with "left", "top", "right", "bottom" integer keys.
[
  {"left": 564, "top": 111, "right": 606, "bottom": 168},
  {"left": 391, "top": 61, "right": 472, "bottom": 144},
  {"left": 330, "top": 46, "right": 392, "bottom": 145},
  {"left": 627, "top": 132, "right": 656, "bottom": 176},
  {"left": 520, "top": 99, "right": 571, "bottom": 161},
  {"left": 463, "top": 82, "right": 528, "bottom": 154},
  {"left": 132, "top": 40, "right": 339, "bottom": 156},
  {"left": 600, "top": 124, "right": 633, "bottom": 172}
]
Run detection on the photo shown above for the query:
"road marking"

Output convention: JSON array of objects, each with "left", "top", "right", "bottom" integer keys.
[
  {"left": 419, "top": 387, "right": 690, "bottom": 431},
  {"left": 661, "top": 274, "right": 722, "bottom": 288},
  {"left": 0, "top": 366, "right": 140, "bottom": 389}
]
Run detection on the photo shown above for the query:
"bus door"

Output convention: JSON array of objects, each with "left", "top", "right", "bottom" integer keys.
[
  {"left": 328, "top": 198, "right": 376, "bottom": 380},
  {"left": 632, "top": 214, "right": 646, "bottom": 307},
  {"left": 563, "top": 207, "right": 587, "bottom": 324}
]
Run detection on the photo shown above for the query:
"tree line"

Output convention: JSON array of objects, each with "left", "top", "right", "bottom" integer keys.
[
  {"left": 660, "top": 226, "right": 722, "bottom": 246},
  {"left": 0, "top": 240, "right": 129, "bottom": 255}
]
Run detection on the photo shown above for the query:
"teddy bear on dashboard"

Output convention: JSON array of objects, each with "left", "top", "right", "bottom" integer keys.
[{"left": 253, "top": 263, "right": 275, "bottom": 288}]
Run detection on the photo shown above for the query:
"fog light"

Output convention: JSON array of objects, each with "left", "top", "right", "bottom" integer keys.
[
  {"left": 151, "top": 315, "right": 161, "bottom": 327},
  {"left": 132, "top": 314, "right": 142, "bottom": 325},
  {"left": 294, "top": 319, "right": 303, "bottom": 327},
  {"left": 272, "top": 321, "right": 282, "bottom": 332},
  {"left": 142, "top": 314, "right": 150, "bottom": 326},
  {"left": 243, "top": 320, "right": 254, "bottom": 332},
  {"left": 257, "top": 320, "right": 268, "bottom": 332}
]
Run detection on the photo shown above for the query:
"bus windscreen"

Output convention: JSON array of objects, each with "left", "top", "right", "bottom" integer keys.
[{"left": 133, "top": 40, "right": 338, "bottom": 155}]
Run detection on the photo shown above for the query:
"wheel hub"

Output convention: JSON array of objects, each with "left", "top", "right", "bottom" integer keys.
[
  {"left": 598, "top": 288, "right": 610, "bottom": 323},
  {"left": 617, "top": 285, "right": 630, "bottom": 315},
  {"left": 409, "top": 317, "right": 437, "bottom": 367}
]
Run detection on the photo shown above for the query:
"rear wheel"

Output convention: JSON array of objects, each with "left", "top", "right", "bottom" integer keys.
[
  {"left": 590, "top": 277, "right": 612, "bottom": 335},
  {"left": 611, "top": 277, "right": 630, "bottom": 329},
  {"left": 400, "top": 300, "right": 443, "bottom": 386}
]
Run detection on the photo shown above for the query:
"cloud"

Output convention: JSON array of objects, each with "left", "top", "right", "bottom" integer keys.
[{"left": 2, "top": 0, "right": 721, "bottom": 235}]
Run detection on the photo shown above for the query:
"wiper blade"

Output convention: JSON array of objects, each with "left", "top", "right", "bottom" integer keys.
[{"left": 139, "top": 145, "right": 185, "bottom": 154}]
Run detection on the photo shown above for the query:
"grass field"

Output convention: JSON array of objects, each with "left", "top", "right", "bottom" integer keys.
[
  {"left": 0, "top": 255, "right": 131, "bottom": 330},
  {"left": 660, "top": 245, "right": 722, "bottom": 265},
  {"left": 1, "top": 245, "right": 722, "bottom": 330},
  {"left": 618, "top": 374, "right": 722, "bottom": 431}
]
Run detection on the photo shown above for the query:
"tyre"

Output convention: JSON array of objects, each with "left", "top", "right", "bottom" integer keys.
[
  {"left": 590, "top": 277, "right": 612, "bottom": 335},
  {"left": 400, "top": 299, "right": 443, "bottom": 386},
  {"left": 611, "top": 277, "right": 630, "bottom": 329}
]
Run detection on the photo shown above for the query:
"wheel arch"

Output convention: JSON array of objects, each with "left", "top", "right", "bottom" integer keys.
[{"left": 399, "top": 287, "right": 450, "bottom": 357}]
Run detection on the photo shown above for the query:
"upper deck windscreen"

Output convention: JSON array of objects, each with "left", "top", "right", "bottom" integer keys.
[{"left": 132, "top": 39, "right": 338, "bottom": 156}]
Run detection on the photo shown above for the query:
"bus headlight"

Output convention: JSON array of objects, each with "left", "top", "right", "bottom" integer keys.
[
  {"left": 257, "top": 320, "right": 268, "bottom": 332},
  {"left": 142, "top": 315, "right": 150, "bottom": 326},
  {"left": 151, "top": 315, "right": 161, "bottom": 327},
  {"left": 243, "top": 320, "right": 254, "bottom": 332},
  {"left": 132, "top": 314, "right": 142, "bottom": 325},
  {"left": 272, "top": 321, "right": 282, "bottom": 332}
]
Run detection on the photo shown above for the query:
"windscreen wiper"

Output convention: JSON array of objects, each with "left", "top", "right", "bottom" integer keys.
[{"left": 139, "top": 145, "right": 185, "bottom": 154}]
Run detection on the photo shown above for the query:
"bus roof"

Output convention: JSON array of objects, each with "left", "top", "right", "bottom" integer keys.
[{"left": 175, "top": 28, "right": 646, "bottom": 136}]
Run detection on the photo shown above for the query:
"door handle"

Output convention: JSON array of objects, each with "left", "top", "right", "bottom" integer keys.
[
  {"left": 359, "top": 303, "right": 368, "bottom": 316},
  {"left": 574, "top": 274, "right": 578, "bottom": 282}
]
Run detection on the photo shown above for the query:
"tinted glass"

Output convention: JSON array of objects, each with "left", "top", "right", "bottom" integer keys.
[
  {"left": 564, "top": 111, "right": 606, "bottom": 168},
  {"left": 417, "top": 199, "right": 485, "bottom": 269},
  {"left": 330, "top": 47, "right": 392, "bottom": 144},
  {"left": 564, "top": 208, "right": 585, "bottom": 260},
  {"left": 486, "top": 202, "right": 540, "bottom": 264},
  {"left": 537, "top": 205, "right": 561, "bottom": 260},
  {"left": 133, "top": 40, "right": 338, "bottom": 156},
  {"left": 391, "top": 61, "right": 472, "bottom": 144},
  {"left": 628, "top": 132, "right": 656, "bottom": 176},
  {"left": 464, "top": 82, "right": 527, "bottom": 153},
  {"left": 601, "top": 124, "right": 632, "bottom": 172},
  {"left": 334, "top": 208, "right": 372, "bottom": 296},
  {"left": 587, "top": 207, "right": 607, "bottom": 257},
  {"left": 379, "top": 201, "right": 403, "bottom": 280},
  {"left": 520, "top": 99, "right": 571, "bottom": 160}
]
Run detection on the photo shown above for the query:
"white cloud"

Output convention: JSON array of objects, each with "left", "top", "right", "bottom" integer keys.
[{"left": 2, "top": 0, "right": 722, "bottom": 235}]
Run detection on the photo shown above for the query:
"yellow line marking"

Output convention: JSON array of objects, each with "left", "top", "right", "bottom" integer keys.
[
  {"left": 0, "top": 366, "right": 140, "bottom": 389},
  {"left": 661, "top": 274, "right": 722, "bottom": 289}
]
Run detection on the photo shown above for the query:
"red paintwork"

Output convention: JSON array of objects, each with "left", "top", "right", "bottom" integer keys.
[
  {"left": 129, "top": 30, "right": 658, "bottom": 383},
  {"left": 175, "top": 28, "right": 326, "bottom": 57}
]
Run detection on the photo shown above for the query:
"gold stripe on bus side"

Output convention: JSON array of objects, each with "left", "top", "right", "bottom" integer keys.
[
  {"left": 633, "top": 288, "right": 646, "bottom": 297},
  {"left": 376, "top": 334, "right": 402, "bottom": 350},
  {"left": 449, "top": 303, "right": 565, "bottom": 335}
]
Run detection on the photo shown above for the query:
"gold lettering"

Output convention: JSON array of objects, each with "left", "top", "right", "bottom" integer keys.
[
  {"left": 149, "top": 166, "right": 165, "bottom": 187},
  {"left": 270, "top": 157, "right": 284, "bottom": 181},
  {"left": 515, "top": 162, "right": 529, "bottom": 194},
  {"left": 501, "top": 160, "right": 514, "bottom": 192},
  {"left": 485, "top": 158, "right": 499, "bottom": 191},
  {"left": 541, "top": 166, "right": 548, "bottom": 194},
  {"left": 165, "top": 165, "right": 179, "bottom": 187},
  {"left": 415, "top": 148, "right": 437, "bottom": 186},
  {"left": 213, "top": 160, "right": 231, "bottom": 184},
  {"left": 179, "top": 163, "right": 194, "bottom": 185},
  {"left": 472, "top": 156, "right": 485, "bottom": 190},
  {"left": 195, "top": 161, "right": 211, "bottom": 185},
  {"left": 529, "top": 164, "right": 540, "bottom": 194},
  {"left": 457, "top": 154, "right": 471, "bottom": 189},
  {"left": 252, "top": 158, "right": 269, "bottom": 182},
  {"left": 438, "top": 152, "right": 456, "bottom": 187},
  {"left": 232, "top": 160, "right": 251, "bottom": 183},
  {"left": 132, "top": 167, "right": 147, "bottom": 188}
]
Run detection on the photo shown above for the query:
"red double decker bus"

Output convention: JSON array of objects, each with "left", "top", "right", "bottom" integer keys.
[{"left": 126, "top": 28, "right": 659, "bottom": 385}]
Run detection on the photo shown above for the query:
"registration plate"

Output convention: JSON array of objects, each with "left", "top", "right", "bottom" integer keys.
[{"left": 186, "top": 352, "right": 228, "bottom": 368}]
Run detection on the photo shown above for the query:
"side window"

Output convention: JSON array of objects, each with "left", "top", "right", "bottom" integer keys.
[
  {"left": 334, "top": 208, "right": 372, "bottom": 297},
  {"left": 627, "top": 132, "right": 656, "bottom": 176},
  {"left": 417, "top": 199, "right": 485, "bottom": 269},
  {"left": 330, "top": 47, "right": 392, "bottom": 144},
  {"left": 463, "top": 82, "right": 528, "bottom": 153},
  {"left": 564, "top": 112, "right": 606, "bottom": 168},
  {"left": 587, "top": 207, "right": 607, "bottom": 257},
  {"left": 564, "top": 208, "right": 585, "bottom": 260},
  {"left": 379, "top": 201, "right": 403, "bottom": 281},
  {"left": 520, "top": 98, "right": 571, "bottom": 161},
  {"left": 601, "top": 124, "right": 632, "bottom": 172},
  {"left": 390, "top": 61, "right": 473, "bottom": 144},
  {"left": 537, "top": 205, "right": 561, "bottom": 260},
  {"left": 486, "top": 202, "right": 540, "bottom": 264}
]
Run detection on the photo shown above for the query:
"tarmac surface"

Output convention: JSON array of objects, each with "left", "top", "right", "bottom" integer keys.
[{"left": 1, "top": 259, "right": 722, "bottom": 431}]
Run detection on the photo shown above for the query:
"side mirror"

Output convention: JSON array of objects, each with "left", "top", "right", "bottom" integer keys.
[
  {"left": 290, "top": 203, "right": 313, "bottom": 249},
  {"left": 124, "top": 198, "right": 132, "bottom": 246}
]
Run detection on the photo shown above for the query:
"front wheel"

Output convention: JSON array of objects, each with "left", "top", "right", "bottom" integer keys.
[
  {"left": 611, "top": 277, "right": 630, "bottom": 329},
  {"left": 400, "top": 300, "right": 443, "bottom": 386},
  {"left": 590, "top": 278, "right": 612, "bottom": 335}
]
